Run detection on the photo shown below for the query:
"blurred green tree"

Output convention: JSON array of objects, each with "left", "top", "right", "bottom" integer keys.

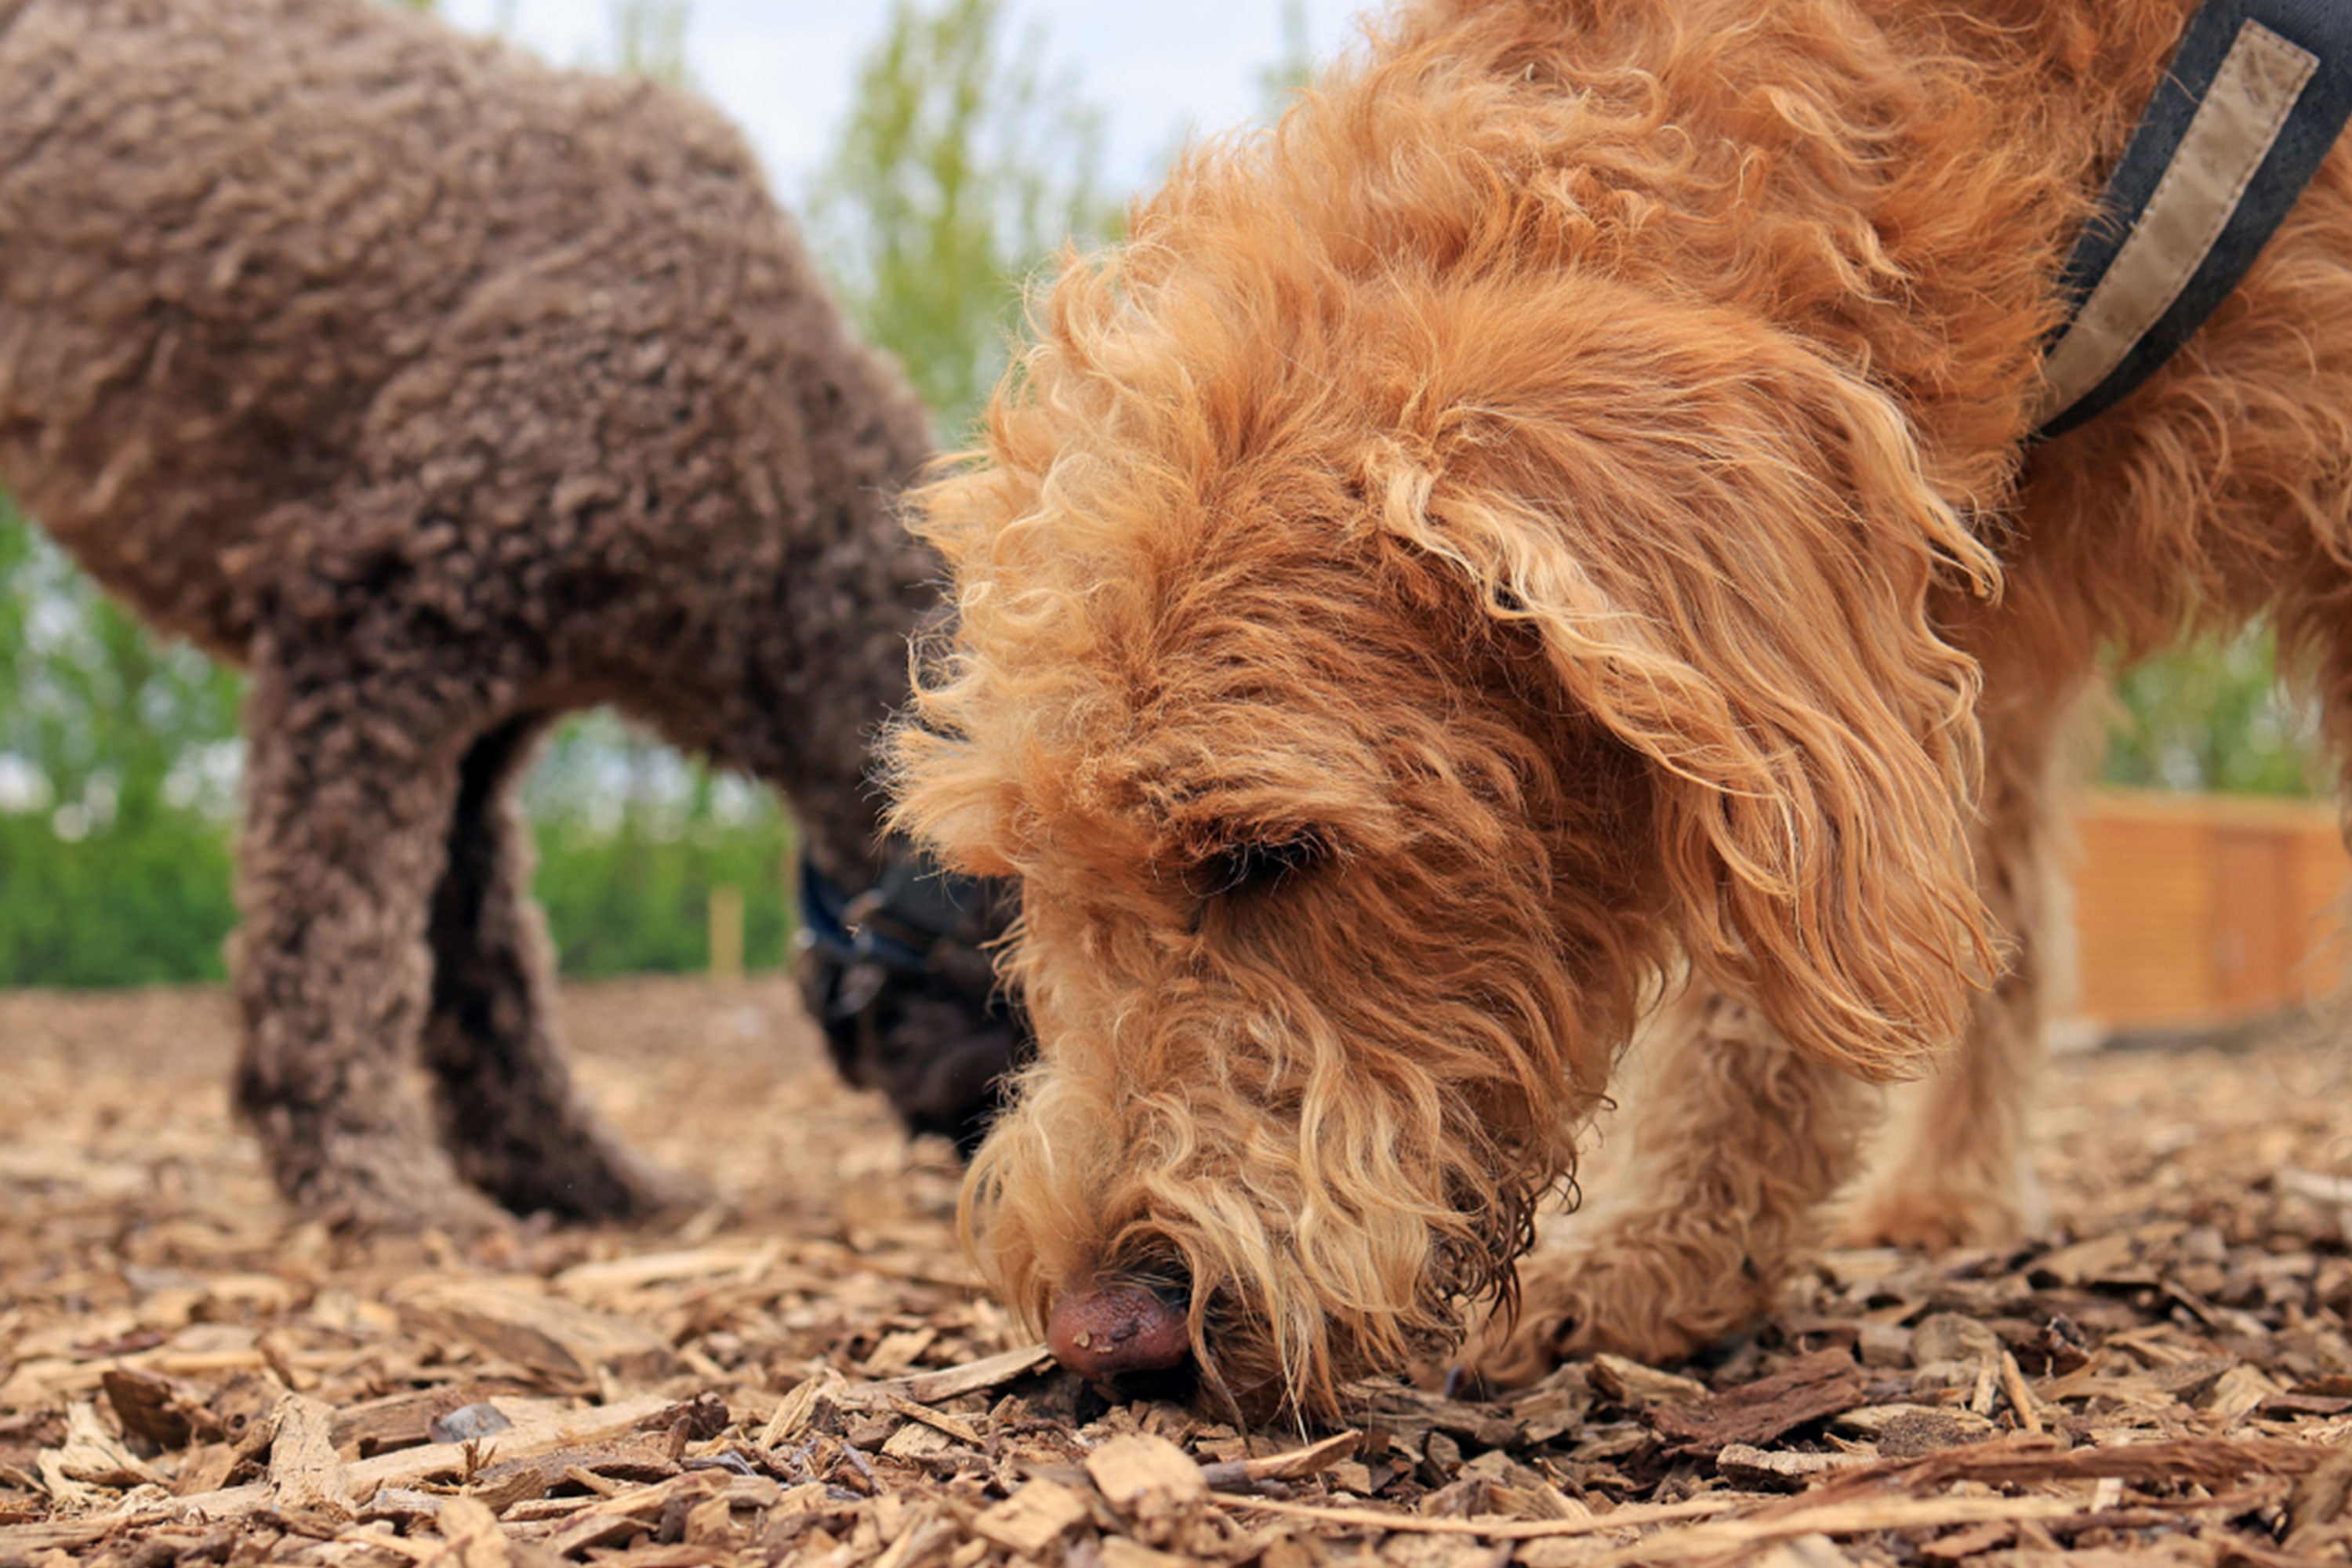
[
  {"left": 525, "top": 718, "right": 793, "bottom": 976},
  {"left": 1256, "top": 0, "right": 1315, "bottom": 116},
  {"left": 0, "top": 502, "right": 244, "bottom": 984},
  {"left": 2101, "top": 629, "right": 2322, "bottom": 797},
  {"left": 805, "top": 0, "right": 1117, "bottom": 437},
  {"left": 608, "top": 1, "right": 691, "bottom": 85}
]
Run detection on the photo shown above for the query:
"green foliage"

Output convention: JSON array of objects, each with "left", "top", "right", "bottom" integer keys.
[
  {"left": 524, "top": 712, "right": 797, "bottom": 978},
  {"left": 0, "top": 509, "right": 246, "bottom": 830},
  {"left": 2103, "top": 626, "right": 2323, "bottom": 797},
  {"left": 534, "top": 815, "right": 794, "bottom": 978},
  {"left": 0, "top": 526, "right": 245, "bottom": 827},
  {"left": 1256, "top": 0, "right": 1316, "bottom": 118},
  {"left": 0, "top": 501, "right": 245, "bottom": 985},
  {"left": 608, "top": 0, "right": 693, "bottom": 85},
  {"left": 0, "top": 811, "right": 239, "bottom": 986},
  {"left": 0, "top": 767, "right": 789, "bottom": 989},
  {"left": 807, "top": 0, "right": 1117, "bottom": 437}
]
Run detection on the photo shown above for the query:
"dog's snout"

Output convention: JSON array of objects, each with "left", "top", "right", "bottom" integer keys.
[{"left": 1047, "top": 1277, "right": 1192, "bottom": 1380}]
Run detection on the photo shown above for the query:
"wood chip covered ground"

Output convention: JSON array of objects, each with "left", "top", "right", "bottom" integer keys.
[{"left": 5, "top": 978, "right": 2352, "bottom": 1566}]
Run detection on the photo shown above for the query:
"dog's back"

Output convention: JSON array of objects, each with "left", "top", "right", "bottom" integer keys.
[{"left": 0, "top": 0, "right": 888, "bottom": 673}]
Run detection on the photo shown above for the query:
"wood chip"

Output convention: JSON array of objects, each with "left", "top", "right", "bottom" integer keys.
[
  {"left": 2285, "top": 1446, "right": 2352, "bottom": 1550},
  {"left": 43, "top": 1400, "right": 159, "bottom": 1490},
  {"left": 1910, "top": 1313, "right": 2002, "bottom": 1367},
  {"left": 859, "top": 1342, "right": 1055, "bottom": 1406},
  {"left": 759, "top": 1368, "right": 842, "bottom": 1449},
  {"left": 1086, "top": 1433, "right": 1210, "bottom": 1513},
  {"left": 421, "top": 1495, "right": 512, "bottom": 1568},
  {"left": 886, "top": 1396, "right": 982, "bottom": 1447},
  {"left": 881, "top": 1421, "right": 956, "bottom": 1461},
  {"left": 1919, "top": 1521, "right": 2015, "bottom": 1563},
  {"left": 971, "top": 1478, "right": 1093, "bottom": 1556},
  {"left": 1086, "top": 1433, "right": 1217, "bottom": 1554},
  {"left": 267, "top": 1392, "right": 353, "bottom": 1521},
  {"left": 1222, "top": 1430, "right": 1360, "bottom": 1485},
  {"left": 1098, "top": 1540, "right": 1198, "bottom": 1568},
  {"left": 1832, "top": 1405, "right": 1998, "bottom": 1452},
  {"left": 1221, "top": 1493, "right": 1744, "bottom": 1540},
  {"left": 2205, "top": 1363, "right": 2284, "bottom": 1422},
  {"left": 553, "top": 1245, "right": 771, "bottom": 1295},
  {"left": 1590, "top": 1354, "right": 1709, "bottom": 1406},
  {"left": 1648, "top": 1349, "right": 1864, "bottom": 1454},
  {"left": 1998, "top": 1350, "right": 2043, "bottom": 1434},
  {"left": 1574, "top": 1494, "right": 2084, "bottom": 1568},
  {"left": 172, "top": 1392, "right": 678, "bottom": 1519},
  {"left": 397, "top": 1282, "right": 684, "bottom": 1392},
  {"left": 543, "top": 1472, "right": 725, "bottom": 1558},
  {"left": 2031, "top": 1229, "right": 2160, "bottom": 1287},
  {"left": 1745, "top": 1537, "right": 1852, "bottom": 1568},
  {"left": 101, "top": 1367, "right": 223, "bottom": 1450},
  {"left": 1715, "top": 1444, "right": 1875, "bottom": 1491},
  {"left": 1799, "top": 1432, "right": 2334, "bottom": 1500}
]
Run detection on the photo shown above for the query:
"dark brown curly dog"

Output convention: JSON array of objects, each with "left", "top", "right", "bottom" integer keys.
[{"left": 0, "top": 0, "right": 1021, "bottom": 1230}]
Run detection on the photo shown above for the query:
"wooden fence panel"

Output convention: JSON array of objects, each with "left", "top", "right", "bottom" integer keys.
[{"left": 2071, "top": 791, "right": 2348, "bottom": 1029}]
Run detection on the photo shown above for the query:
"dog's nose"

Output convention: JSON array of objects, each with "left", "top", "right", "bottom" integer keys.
[{"left": 1047, "top": 1279, "right": 1192, "bottom": 1380}]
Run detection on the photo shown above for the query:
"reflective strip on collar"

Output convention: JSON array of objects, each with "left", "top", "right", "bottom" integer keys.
[{"left": 2035, "top": 1, "right": 2352, "bottom": 437}]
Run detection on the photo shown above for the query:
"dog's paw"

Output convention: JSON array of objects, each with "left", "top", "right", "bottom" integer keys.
[
  {"left": 296, "top": 1151, "right": 520, "bottom": 1240},
  {"left": 1457, "top": 1248, "right": 1715, "bottom": 1390},
  {"left": 1838, "top": 1170, "right": 2045, "bottom": 1253},
  {"left": 454, "top": 1124, "right": 709, "bottom": 1228}
]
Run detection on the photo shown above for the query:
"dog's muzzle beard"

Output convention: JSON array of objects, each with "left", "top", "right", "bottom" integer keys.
[
  {"left": 962, "top": 877, "right": 1598, "bottom": 1421},
  {"left": 1036, "top": 1232, "right": 1537, "bottom": 1423},
  {"left": 977, "top": 1120, "right": 1554, "bottom": 1423}
]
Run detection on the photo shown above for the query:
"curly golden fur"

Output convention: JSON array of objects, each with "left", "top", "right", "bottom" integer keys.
[{"left": 893, "top": 0, "right": 2352, "bottom": 1417}]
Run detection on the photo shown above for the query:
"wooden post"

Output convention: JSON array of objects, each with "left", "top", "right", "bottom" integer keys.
[{"left": 708, "top": 884, "right": 744, "bottom": 983}]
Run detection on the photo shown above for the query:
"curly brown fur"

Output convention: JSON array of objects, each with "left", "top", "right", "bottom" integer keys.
[
  {"left": 892, "top": 0, "right": 2352, "bottom": 1417},
  {"left": 0, "top": 0, "right": 1020, "bottom": 1229}
]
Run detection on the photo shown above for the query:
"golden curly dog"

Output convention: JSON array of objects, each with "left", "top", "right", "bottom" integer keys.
[{"left": 892, "top": 0, "right": 2352, "bottom": 1417}]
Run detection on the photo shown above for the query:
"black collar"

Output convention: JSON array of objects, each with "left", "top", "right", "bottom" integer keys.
[{"left": 2037, "top": 0, "right": 2352, "bottom": 437}]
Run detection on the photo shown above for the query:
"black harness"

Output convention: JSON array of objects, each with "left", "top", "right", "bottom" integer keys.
[
  {"left": 2037, "top": 0, "right": 2352, "bottom": 436},
  {"left": 795, "top": 840, "right": 1021, "bottom": 1154},
  {"left": 797, "top": 843, "right": 993, "bottom": 990}
]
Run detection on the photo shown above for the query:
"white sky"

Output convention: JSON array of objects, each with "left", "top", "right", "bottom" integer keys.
[{"left": 437, "top": 2, "right": 1378, "bottom": 204}]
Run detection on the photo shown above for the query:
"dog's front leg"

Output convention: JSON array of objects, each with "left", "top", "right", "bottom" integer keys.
[
  {"left": 1465, "top": 985, "right": 1873, "bottom": 1382},
  {"left": 1842, "top": 667, "right": 2089, "bottom": 1251},
  {"left": 420, "top": 713, "right": 702, "bottom": 1224},
  {"left": 231, "top": 618, "right": 514, "bottom": 1234}
]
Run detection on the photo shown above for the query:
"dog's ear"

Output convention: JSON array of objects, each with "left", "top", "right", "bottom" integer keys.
[{"left": 1378, "top": 300, "right": 2000, "bottom": 1080}]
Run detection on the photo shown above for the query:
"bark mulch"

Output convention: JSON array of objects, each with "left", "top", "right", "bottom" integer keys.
[{"left": 4, "top": 979, "right": 2350, "bottom": 1566}]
